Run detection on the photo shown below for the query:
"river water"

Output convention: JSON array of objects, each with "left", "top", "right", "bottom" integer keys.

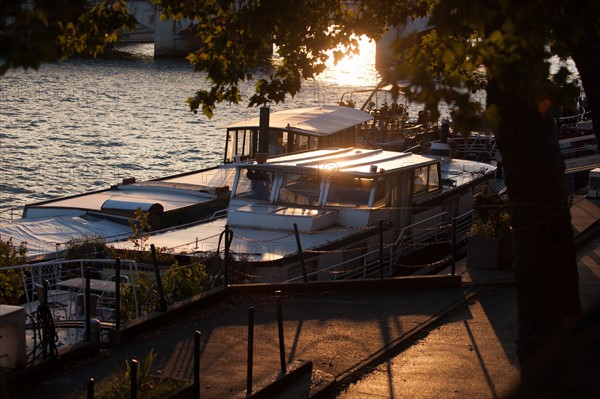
[{"left": 0, "top": 42, "right": 396, "bottom": 220}]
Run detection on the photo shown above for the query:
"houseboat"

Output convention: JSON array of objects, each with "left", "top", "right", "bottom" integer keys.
[{"left": 113, "top": 144, "right": 498, "bottom": 282}]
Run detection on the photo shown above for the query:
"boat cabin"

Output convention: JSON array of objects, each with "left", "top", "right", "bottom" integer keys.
[
  {"left": 226, "top": 148, "right": 458, "bottom": 233},
  {"left": 222, "top": 105, "right": 373, "bottom": 163}
]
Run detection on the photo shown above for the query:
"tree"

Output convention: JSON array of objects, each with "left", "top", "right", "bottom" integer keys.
[
  {"left": 2, "top": 0, "right": 598, "bottom": 386},
  {"left": 0, "top": 0, "right": 136, "bottom": 74}
]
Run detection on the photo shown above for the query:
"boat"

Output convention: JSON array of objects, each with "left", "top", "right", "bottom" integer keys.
[
  {"left": 339, "top": 84, "right": 435, "bottom": 151},
  {"left": 0, "top": 105, "right": 374, "bottom": 260},
  {"left": 112, "top": 142, "right": 499, "bottom": 283}
]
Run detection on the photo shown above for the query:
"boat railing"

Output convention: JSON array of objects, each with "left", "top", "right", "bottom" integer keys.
[
  {"left": 3, "top": 258, "right": 142, "bottom": 321},
  {"left": 0, "top": 206, "right": 23, "bottom": 222},
  {"left": 285, "top": 210, "right": 475, "bottom": 283}
]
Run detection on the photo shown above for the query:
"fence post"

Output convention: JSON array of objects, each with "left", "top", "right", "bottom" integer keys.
[
  {"left": 194, "top": 330, "right": 201, "bottom": 399},
  {"left": 293, "top": 223, "right": 308, "bottom": 283},
  {"left": 40, "top": 280, "right": 49, "bottom": 358},
  {"left": 151, "top": 244, "right": 168, "bottom": 312},
  {"left": 451, "top": 217, "right": 457, "bottom": 276},
  {"left": 246, "top": 307, "right": 254, "bottom": 396},
  {"left": 130, "top": 358, "right": 138, "bottom": 399},
  {"left": 223, "top": 225, "right": 233, "bottom": 286},
  {"left": 115, "top": 258, "right": 121, "bottom": 330},
  {"left": 379, "top": 219, "right": 384, "bottom": 280},
  {"left": 87, "top": 377, "right": 94, "bottom": 399},
  {"left": 85, "top": 267, "right": 91, "bottom": 342},
  {"left": 276, "top": 291, "right": 286, "bottom": 374}
]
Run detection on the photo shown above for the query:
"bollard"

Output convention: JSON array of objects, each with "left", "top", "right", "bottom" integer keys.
[
  {"left": 276, "top": 291, "right": 286, "bottom": 374},
  {"left": 130, "top": 358, "right": 138, "bottom": 399},
  {"left": 87, "top": 377, "right": 94, "bottom": 399},
  {"left": 194, "top": 330, "right": 201, "bottom": 399},
  {"left": 246, "top": 307, "right": 254, "bottom": 396}
]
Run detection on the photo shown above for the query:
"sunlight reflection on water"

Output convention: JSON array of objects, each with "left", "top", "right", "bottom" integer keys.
[{"left": 0, "top": 41, "right": 418, "bottom": 218}]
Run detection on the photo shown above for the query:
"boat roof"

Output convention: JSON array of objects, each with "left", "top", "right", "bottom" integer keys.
[
  {"left": 21, "top": 166, "right": 236, "bottom": 215},
  {"left": 255, "top": 148, "right": 438, "bottom": 177},
  {"left": 223, "top": 105, "right": 373, "bottom": 137}
]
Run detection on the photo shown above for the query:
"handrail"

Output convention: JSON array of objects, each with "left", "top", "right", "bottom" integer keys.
[{"left": 284, "top": 210, "right": 476, "bottom": 283}]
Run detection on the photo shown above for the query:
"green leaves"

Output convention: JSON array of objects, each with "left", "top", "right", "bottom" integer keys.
[{"left": 0, "top": 0, "right": 136, "bottom": 74}]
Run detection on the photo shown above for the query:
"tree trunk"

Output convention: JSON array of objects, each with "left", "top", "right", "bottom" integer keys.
[{"left": 487, "top": 79, "right": 582, "bottom": 379}]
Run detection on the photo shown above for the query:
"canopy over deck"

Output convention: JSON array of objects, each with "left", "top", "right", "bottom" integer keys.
[{"left": 223, "top": 105, "right": 373, "bottom": 137}]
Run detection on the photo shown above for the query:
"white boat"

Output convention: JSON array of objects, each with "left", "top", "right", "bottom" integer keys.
[
  {"left": 0, "top": 106, "right": 374, "bottom": 259},
  {"left": 113, "top": 143, "right": 498, "bottom": 282}
]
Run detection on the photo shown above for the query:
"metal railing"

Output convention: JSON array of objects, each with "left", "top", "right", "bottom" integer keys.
[
  {"left": 286, "top": 210, "right": 475, "bottom": 282},
  {"left": 2, "top": 258, "right": 144, "bottom": 322}
]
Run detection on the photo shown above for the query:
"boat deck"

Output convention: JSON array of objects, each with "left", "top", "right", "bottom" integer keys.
[{"left": 23, "top": 166, "right": 237, "bottom": 216}]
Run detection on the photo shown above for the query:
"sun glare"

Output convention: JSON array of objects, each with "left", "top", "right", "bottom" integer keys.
[{"left": 319, "top": 35, "right": 380, "bottom": 87}]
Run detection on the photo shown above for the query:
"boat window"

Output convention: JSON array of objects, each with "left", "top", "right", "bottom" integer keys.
[
  {"left": 234, "top": 168, "right": 274, "bottom": 201},
  {"left": 414, "top": 167, "right": 428, "bottom": 194},
  {"left": 428, "top": 164, "right": 440, "bottom": 191},
  {"left": 277, "top": 172, "right": 322, "bottom": 207},
  {"left": 326, "top": 176, "right": 373, "bottom": 207},
  {"left": 413, "top": 164, "right": 440, "bottom": 195}
]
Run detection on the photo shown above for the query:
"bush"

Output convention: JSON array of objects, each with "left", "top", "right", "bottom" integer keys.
[
  {"left": 64, "top": 235, "right": 114, "bottom": 259},
  {"left": 121, "top": 273, "right": 158, "bottom": 320},
  {"left": 470, "top": 193, "right": 511, "bottom": 239},
  {"left": 88, "top": 349, "right": 186, "bottom": 399},
  {"left": 0, "top": 238, "right": 28, "bottom": 305},
  {"left": 162, "top": 260, "right": 208, "bottom": 301}
]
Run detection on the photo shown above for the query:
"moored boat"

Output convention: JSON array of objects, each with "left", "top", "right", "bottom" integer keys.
[{"left": 113, "top": 143, "right": 499, "bottom": 282}]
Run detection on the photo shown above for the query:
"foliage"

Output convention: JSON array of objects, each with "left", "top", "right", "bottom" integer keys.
[
  {"left": 149, "top": 0, "right": 422, "bottom": 118},
  {"left": 162, "top": 260, "right": 208, "bottom": 301},
  {"left": 0, "top": 238, "right": 28, "bottom": 305},
  {"left": 0, "top": 0, "right": 136, "bottom": 74},
  {"left": 89, "top": 349, "right": 186, "bottom": 399},
  {"left": 64, "top": 235, "right": 114, "bottom": 259},
  {"left": 470, "top": 194, "right": 511, "bottom": 239},
  {"left": 121, "top": 273, "right": 158, "bottom": 319},
  {"left": 129, "top": 208, "right": 151, "bottom": 252}
]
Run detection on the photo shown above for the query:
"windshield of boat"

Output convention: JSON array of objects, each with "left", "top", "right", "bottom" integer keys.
[
  {"left": 326, "top": 176, "right": 384, "bottom": 208},
  {"left": 234, "top": 168, "right": 275, "bottom": 201},
  {"left": 277, "top": 172, "right": 322, "bottom": 207}
]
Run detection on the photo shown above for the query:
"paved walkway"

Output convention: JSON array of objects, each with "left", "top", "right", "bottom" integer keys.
[{"left": 8, "top": 196, "right": 600, "bottom": 399}]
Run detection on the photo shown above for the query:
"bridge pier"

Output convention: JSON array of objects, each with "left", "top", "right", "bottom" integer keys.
[{"left": 154, "top": 17, "right": 199, "bottom": 58}]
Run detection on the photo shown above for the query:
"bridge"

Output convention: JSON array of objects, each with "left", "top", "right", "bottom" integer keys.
[
  {"left": 123, "top": 0, "right": 429, "bottom": 62},
  {"left": 123, "top": 0, "right": 199, "bottom": 57}
]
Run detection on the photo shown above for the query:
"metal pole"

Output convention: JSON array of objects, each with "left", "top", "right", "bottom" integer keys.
[
  {"left": 451, "top": 217, "right": 457, "bottom": 276},
  {"left": 87, "top": 377, "right": 94, "bottom": 399},
  {"left": 194, "top": 330, "right": 201, "bottom": 399},
  {"left": 115, "top": 257, "right": 121, "bottom": 330},
  {"left": 293, "top": 223, "right": 309, "bottom": 283},
  {"left": 151, "top": 244, "right": 168, "bottom": 311},
  {"left": 379, "top": 219, "right": 384, "bottom": 279},
  {"left": 223, "top": 225, "right": 233, "bottom": 286},
  {"left": 85, "top": 267, "right": 91, "bottom": 342},
  {"left": 41, "top": 280, "right": 49, "bottom": 358},
  {"left": 276, "top": 291, "right": 286, "bottom": 374},
  {"left": 246, "top": 307, "right": 254, "bottom": 396},
  {"left": 130, "top": 358, "right": 138, "bottom": 399}
]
